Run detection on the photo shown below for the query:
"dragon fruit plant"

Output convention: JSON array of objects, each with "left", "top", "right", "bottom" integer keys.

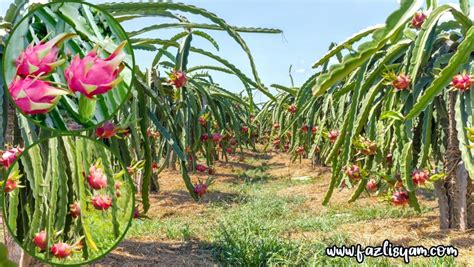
[
  {"left": 2, "top": 2, "right": 133, "bottom": 131},
  {"left": 254, "top": 0, "right": 474, "bottom": 231},
  {"left": 2, "top": 136, "right": 134, "bottom": 264},
  {"left": 0, "top": 0, "right": 280, "bottom": 264}
]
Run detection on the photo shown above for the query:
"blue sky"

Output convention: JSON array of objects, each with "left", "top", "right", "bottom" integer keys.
[{"left": 0, "top": 0, "right": 468, "bottom": 102}]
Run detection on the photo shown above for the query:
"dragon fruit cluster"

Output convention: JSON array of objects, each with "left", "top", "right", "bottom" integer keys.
[{"left": 8, "top": 32, "right": 127, "bottom": 121}]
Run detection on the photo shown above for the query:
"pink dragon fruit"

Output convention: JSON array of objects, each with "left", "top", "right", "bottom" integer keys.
[
  {"left": 392, "top": 74, "right": 410, "bottom": 91},
  {"left": 8, "top": 77, "right": 68, "bottom": 115},
  {"left": 366, "top": 179, "right": 377, "bottom": 191},
  {"left": 241, "top": 126, "right": 249, "bottom": 133},
  {"left": 196, "top": 164, "right": 207, "bottom": 173},
  {"left": 51, "top": 242, "right": 72, "bottom": 258},
  {"left": 96, "top": 121, "right": 117, "bottom": 139},
  {"left": 212, "top": 133, "right": 222, "bottom": 143},
  {"left": 193, "top": 182, "right": 208, "bottom": 197},
  {"left": 312, "top": 126, "right": 318, "bottom": 134},
  {"left": 451, "top": 74, "right": 472, "bottom": 92},
  {"left": 4, "top": 178, "right": 17, "bottom": 193},
  {"left": 345, "top": 165, "right": 361, "bottom": 180},
  {"left": 412, "top": 170, "right": 429, "bottom": 186},
  {"left": 411, "top": 11, "right": 427, "bottom": 29},
  {"left": 87, "top": 165, "right": 108, "bottom": 190},
  {"left": 226, "top": 147, "right": 233, "bottom": 153},
  {"left": 328, "top": 130, "right": 339, "bottom": 143},
  {"left": 169, "top": 70, "right": 187, "bottom": 88},
  {"left": 91, "top": 195, "right": 113, "bottom": 210},
  {"left": 392, "top": 190, "right": 409, "bottom": 206},
  {"left": 69, "top": 202, "right": 81, "bottom": 218},
  {"left": 133, "top": 207, "right": 141, "bottom": 219},
  {"left": 201, "top": 133, "right": 209, "bottom": 142},
  {"left": 301, "top": 125, "right": 309, "bottom": 133},
  {"left": 33, "top": 231, "right": 47, "bottom": 251},
  {"left": 65, "top": 42, "right": 126, "bottom": 98},
  {"left": 15, "top": 33, "right": 74, "bottom": 77},
  {"left": 0, "top": 147, "right": 23, "bottom": 168}
]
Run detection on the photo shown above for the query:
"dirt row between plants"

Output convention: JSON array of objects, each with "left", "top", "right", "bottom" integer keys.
[{"left": 25, "top": 149, "right": 474, "bottom": 266}]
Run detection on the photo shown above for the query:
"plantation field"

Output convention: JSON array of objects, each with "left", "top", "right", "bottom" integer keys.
[{"left": 85, "top": 148, "right": 474, "bottom": 266}]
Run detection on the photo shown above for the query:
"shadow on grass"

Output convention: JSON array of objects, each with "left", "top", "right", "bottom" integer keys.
[{"left": 92, "top": 239, "right": 215, "bottom": 266}]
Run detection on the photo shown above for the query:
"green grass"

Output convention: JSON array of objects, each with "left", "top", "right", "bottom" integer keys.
[{"left": 126, "top": 166, "right": 453, "bottom": 266}]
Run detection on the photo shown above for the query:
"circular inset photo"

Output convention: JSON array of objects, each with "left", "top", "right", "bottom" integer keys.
[
  {"left": 2, "top": 1, "right": 134, "bottom": 132},
  {"left": 2, "top": 136, "right": 134, "bottom": 265}
]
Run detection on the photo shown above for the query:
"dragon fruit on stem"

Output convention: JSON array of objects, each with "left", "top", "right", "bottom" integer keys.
[
  {"left": 91, "top": 195, "right": 113, "bottom": 210},
  {"left": 0, "top": 147, "right": 23, "bottom": 168},
  {"left": 8, "top": 77, "right": 68, "bottom": 115},
  {"left": 15, "top": 33, "right": 75, "bottom": 77},
  {"left": 65, "top": 41, "right": 127, "bottom": 122},
  {"left": 33, "top": 231, "right": 47, "bottom": 251},
  {"left": 87, "top": 165, "right": 108, "bottom": 190}
]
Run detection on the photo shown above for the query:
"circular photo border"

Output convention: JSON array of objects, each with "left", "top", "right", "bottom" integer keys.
[
  {"left": 1, "top": 134, "right": 135, "bottom": 266},
  {"left": 1, "top": 0, "right": 136, "bottom": 133}
]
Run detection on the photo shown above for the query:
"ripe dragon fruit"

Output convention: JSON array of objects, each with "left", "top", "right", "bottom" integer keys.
[
  {"left": 301, "top": 125, "right": 309, "bottom": 133},
  {"left": 65, "top": 41, "right": 126, "bottom": 98},
  {"left": 411, "top": 11, "right": 427, "bottom": 29},
  {"left": 33, "top": 231, "right": 47, "bottom": 251},
  {"left": 169, "top": 70, "right": 187, "bottom": 88},
  {"left": 230, "top": 138, "right": 238, "bottom": 146},
  {"left": 201, "top": 133, "right": 209, "bottom": 142},
  {"left": 451, "top": 74, "right": 472, "bottom": 92},
  {"left": 15, "top": 33, "right": 74, "bottom": 77},
  {"left": 96, "top": 121, "right": 117, "bottom": 139},
  {"left": 51, "top": 242, "right": 72, "bottom": 258},
  {"left": 328, "top": 130, "right": 339, "bottom": 143},
  {"left": 241, "top": 126, "right": 249, "bottom": 133},
  {"left": 212, "top": 133, "right": 222, "bottom": 142},
  {"left": 412, "top": 170, "right": 429, "bottom": 186},
  {"left": 0, "top": 147, "right": 23, "bottom": 168},
  {"left": 345, "top": 165, "right": 361, "bottom": 180},
  {"left": 366, "top": 179, "right": 377, "bottom": 191},
  {"left": 193, "top": 182, "right": 208, "bottom": 197},
  {"left": 8, "top": 76, "right": 68, "bottom": 115},
  {"left": 312, "top": 126, "right": 318, "bottom": 134},
  {"left": 69, "top": 202, "right": 81, "bottom": 218},
  {"left": 296, "top": 146, "right": 305, "bottom": 154},
  {"left": 392, "top": 74, "right": 410, "bottom": 91},
  {"left": 288, "top": 104, "right": 297, "bottom": 114},
  {"left": 226, "top": 147, "right": 234, "bottom": 154},
  {"left": 91, "top": 195, "right": 113, "bottom": 210},
  {"left": 392, "top": 190, "right": 409, "bottom": 206},
  {"left": 87, "top": 165, "right": 108, "bottom": 190},
  {"left": 133, "top": 207, "right": 141, "bottom": 219},
  {"left": 196, "top": 164, "right": 207, "bottom": 173}
]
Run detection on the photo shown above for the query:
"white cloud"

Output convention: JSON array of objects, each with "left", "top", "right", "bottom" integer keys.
[{"left": 294, "top": 68, "right": 306, "bottom": 74}]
